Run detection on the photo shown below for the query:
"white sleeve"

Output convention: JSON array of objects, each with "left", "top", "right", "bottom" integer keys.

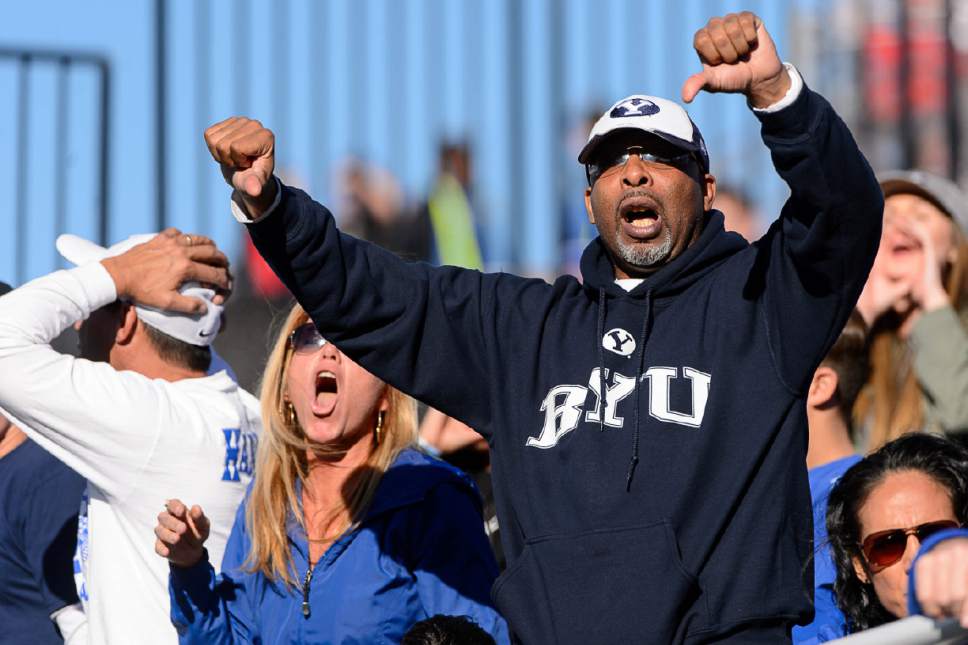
[
  {"left": 51, "top": 603, "right": 87, "bottom": 645},
  {"left": 229, "top": 176, "right": 283, "bottom": 224},
  {"left": 0, "top": 264, "right": 172, "bottom": 497},
  {"left": 750, "top": 63, "right": 804, "bottom": 114}
]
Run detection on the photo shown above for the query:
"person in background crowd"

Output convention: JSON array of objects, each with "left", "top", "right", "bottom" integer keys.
[
  {"left": 402, "top": 614, "right": 498, "bottom": 645},
  {"left": 198, "top": 11, "right": 882, "bottom": 642},
  {"left": 0, "top": 231, "right": 259, "bottom": 644},
  {"left": 0, "top": 281, "right": 86, "bottom": 645},
  {"left": 157, "top": 304, "right": 508, "bottom": 643},
  {"left": 560, "top": 108, "right": 606, "bottom": 276},
  {"left": 419, "top": 141, "right": 485, "bottom": 269},
  {"left": 792, "top": 310, "right": 868, "bottom": 643},
  {"left": 855, "top": 170, "right": 968, "bottom": 446},
  {"left": 823, "top": 433, "right": 968, "bottom": 638},
  {"left": 714, "top": 184, "right": 762, "bottom": 242},
  {"left": 341, "top": 159, "right": 431, "bottom": 261}
]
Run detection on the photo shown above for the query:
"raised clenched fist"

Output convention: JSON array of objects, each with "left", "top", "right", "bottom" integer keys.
[
  {"left": 204, "top": 117, "right": 278, "bottom": 219},
  {"left": 681, "top": 12, "right": 790, "bottom": 108}
]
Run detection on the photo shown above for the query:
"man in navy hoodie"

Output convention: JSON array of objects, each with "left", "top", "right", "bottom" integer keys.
[{"left": 184, "top": 11, "right": 882, "bottom": 644}]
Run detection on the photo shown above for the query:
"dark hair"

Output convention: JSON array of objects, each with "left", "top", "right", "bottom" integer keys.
[
  {"left": 826, "top": 433, "right": 968, "bottom": 632},
  {"left": 821, "top": 309, "right": 869, "bottom": 437},
  {"left": 142, "top": 323, "right": 212, "bottom": 373},
  {"left": 401, "top": 615, "right": 496, "bottom": 645}
]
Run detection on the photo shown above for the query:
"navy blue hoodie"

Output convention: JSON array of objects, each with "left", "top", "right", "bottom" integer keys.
[{"left": 245, "top": 86, "right": 882, "bottom": 643}]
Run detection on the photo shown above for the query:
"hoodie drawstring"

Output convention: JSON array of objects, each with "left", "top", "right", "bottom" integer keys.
[
  {"left": 626, "top": 290, "right": 653, "bottom": 491},
  {"left": 596, "top": 289, "right": 607, "bottom": 433}
]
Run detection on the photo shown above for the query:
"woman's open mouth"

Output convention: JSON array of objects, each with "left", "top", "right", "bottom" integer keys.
[{"left": 312, "top": 371, "right": 338, "bottom": 416}]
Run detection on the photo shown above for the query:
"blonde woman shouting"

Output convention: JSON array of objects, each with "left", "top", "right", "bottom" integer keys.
[{"left": 155, "top": 305, "right": 508, "bottom": 643}]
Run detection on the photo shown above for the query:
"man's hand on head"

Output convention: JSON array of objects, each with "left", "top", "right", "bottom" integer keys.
[
  {"left": 681, "top": 12, "right": 791, "bottom": 109},
  {"left": 100, "top": 229, "right": 232, "bottom": 315},
  {"left": 204, "top": 116, "right": 278, "bottom": 220}
]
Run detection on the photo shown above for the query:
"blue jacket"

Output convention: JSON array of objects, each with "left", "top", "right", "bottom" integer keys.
[
  {"left": 245, "top": 85, "right": 881, "bottom": 643},
  {"left": 793, "top": 455, "right": 861, "bottom": 643},
  {"left": 168, "top": 448, "right": 509, "bottom": 644}
]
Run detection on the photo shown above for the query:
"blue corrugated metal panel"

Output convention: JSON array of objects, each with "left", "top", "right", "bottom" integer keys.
[{"left": 1, "top": 0, "right": 807, "bottom": 284}]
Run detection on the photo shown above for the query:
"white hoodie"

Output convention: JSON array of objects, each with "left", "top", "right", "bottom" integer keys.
[{"left": 0, "top": 263, "right": 261, "bottom": 644}]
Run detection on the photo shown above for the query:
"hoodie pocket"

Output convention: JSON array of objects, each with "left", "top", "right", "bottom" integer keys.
[{"left": 492, "top": 521, "right": 701, "bottom": 645}]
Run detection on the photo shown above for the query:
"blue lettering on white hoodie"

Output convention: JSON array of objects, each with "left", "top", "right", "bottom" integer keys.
[{"left": 245, "top": 85, "right": 882, "bottom": 643}]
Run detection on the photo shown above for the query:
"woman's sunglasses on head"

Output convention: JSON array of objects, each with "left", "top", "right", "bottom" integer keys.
[{"left": 860, "top": 519, "right": 960, "bottom": 571}]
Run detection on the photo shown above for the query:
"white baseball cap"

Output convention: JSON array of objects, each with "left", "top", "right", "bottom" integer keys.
[
  {"left": 56, "top": 233, "right": 223, "bottom": 347},
  {"left": 578, "top": 94, "right": 709, "bottom": 172}
]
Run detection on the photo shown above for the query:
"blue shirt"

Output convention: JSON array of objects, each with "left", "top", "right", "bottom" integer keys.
[
  {"left": 793, "top": 454, "right": 861, "bottom": 643},
  {"left": 169, "top": 448, "right": 509, "bottom": 643},
  {"left": 0, "top": 439, "right": 85, "bottom": 645}
]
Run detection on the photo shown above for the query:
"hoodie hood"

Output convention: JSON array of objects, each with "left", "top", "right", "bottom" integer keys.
[{"left": 579, "top": 210, "right": 747, "bottom": 299}]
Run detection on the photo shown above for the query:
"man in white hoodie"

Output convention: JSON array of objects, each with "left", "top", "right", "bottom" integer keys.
[{"left": 0, "top": 229, "right": 261, "bottom": 644}]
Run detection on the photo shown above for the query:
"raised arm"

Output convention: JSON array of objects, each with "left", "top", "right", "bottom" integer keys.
[
  {"left": 204, "top": 119, "right": 548, "bottom": 436},
  {"left": 0, "top": 232, "right": 230, "bottom": 496},
  {"left": 684, "top": 12, "right": 882, "bottom": 392}
]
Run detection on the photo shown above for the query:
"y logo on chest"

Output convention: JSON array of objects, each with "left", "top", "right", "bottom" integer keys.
[
  {"left": 527, "top": 366, "right": 712, "bottom": 449},
  {"left": 603, "top": 327, "right": 636, "bottom": 357}
]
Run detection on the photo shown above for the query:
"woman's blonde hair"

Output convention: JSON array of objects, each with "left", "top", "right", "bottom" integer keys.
[
  {"left": 245, "top": 304, "right": 417, "bottom": 585},
  {"left": 856, "top": 220, "right": 968, "bottom": 449}
]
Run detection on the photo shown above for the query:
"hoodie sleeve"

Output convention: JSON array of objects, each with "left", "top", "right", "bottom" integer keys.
[
  {"left": 752, "top": 83, "right": 883, "bottom": 394},
  {"left": 168, "top": 505, "right": 257, "bottom": 644},
  {"left": 244, "top": 186, "right": 541, "bottom": 438}
]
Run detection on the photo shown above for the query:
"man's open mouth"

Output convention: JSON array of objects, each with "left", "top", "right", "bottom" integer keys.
[{"left": 619, "top": 197, "right": 662, "bottom": 240}]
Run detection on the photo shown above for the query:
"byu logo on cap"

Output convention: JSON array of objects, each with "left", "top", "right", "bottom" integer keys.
[
  {"left": 610, "top": 98, "right": 660, "bottom": 119},
  {"left": 603, "top": 328, "right": 636, "bottom": 357}
]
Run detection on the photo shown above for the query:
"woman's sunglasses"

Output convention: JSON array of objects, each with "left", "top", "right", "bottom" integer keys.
[
  {"left": 289, "top": 322, "right": 328, "bottom": 354},
  {"left": 859, "top": 519, "right": 960, "bottom": 571}
]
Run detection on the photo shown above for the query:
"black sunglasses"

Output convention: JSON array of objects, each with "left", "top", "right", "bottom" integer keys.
[
  {"left": 585, "top": 145, "right": 697, "bottom": 186},
  {"left": 859, "top": 519, "right": 960, "bottom": 571}
]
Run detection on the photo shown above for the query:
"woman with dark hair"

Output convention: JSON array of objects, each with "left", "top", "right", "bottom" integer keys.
[{"left": 822, "top": 433, "right": 968, "bottom": 639}]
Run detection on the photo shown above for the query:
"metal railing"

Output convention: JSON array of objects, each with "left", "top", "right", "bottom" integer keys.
[
  {"left": 830, "top": 616, "right": 968, "bottom": 644},
  {"left": 1, "top": 47, "right": 110, "bottom": 285}
]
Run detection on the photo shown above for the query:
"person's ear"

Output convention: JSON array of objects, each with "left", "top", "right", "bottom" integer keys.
[
  {"left": 115, "top": 304, "right": 139, "bottom": 345},
  {"left": 702, "top": 173, "right": 717, "bottom": 212},
  {"left": 852, "top": 553, "right": 870, "bottom": 585},
  {"left": 585, "top": 187, "right": 596, "bottom": 225},
  {"left": 807, "top": 365, "right": 839, "bottom": 409}
]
